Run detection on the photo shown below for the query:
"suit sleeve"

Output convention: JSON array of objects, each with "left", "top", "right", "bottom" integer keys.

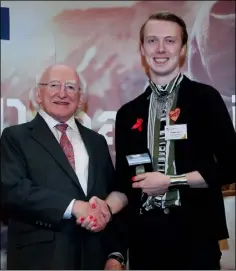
[
  {"left": 197, "top": 87, "right": 236, "bottom": 187},
  {"left": 1, "top": 127, "right": 73, "bottom": 229},
  {"left": 103, "top": 107, "right": 130, "bottom": 261},
  {"left": 94, "top": 133, "right": 127, "bottom": 260},
  {"left": 99, "top": 134, "right": 116, "bottom": 193},
  {"left": 114, "top": 107, "right": 131, "bottom": 194}
]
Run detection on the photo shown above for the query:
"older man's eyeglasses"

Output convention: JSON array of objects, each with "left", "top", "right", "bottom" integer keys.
[{"left": 38, "top": 81, "right": 81, "bottom": 93}]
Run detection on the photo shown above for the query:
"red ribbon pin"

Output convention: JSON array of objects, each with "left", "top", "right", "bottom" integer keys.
[{"left": 131, "top": 118, "right": 143, "bottom": 131}]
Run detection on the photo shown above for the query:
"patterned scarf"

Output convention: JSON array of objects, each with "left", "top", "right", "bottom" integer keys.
[{"left": 140, "top": 72, "right": 183, "bottom": 214}]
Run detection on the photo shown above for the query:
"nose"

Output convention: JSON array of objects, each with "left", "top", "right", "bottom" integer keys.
[
  {"left": 156, "top": 40, "right": 165, "bottom": 53},
  {"left": 57, "top": 86, "right": 67, "bottom": 98}
]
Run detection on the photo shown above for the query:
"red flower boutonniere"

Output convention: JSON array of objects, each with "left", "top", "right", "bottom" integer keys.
[
  {"left": 131, "top": 118, "right": 143, "bottom": 131},
  {"left": 169, "top": 108, "right": 180, "bottom": 122}
]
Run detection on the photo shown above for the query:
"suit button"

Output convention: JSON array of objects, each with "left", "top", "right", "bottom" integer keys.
[
  {"left": 164, "top": 208, "right": 170, "bottom": 214},
  {"left": 40, "top": 221, "right": 43, "bottom": 225},
  {"left": 48, "top": 224, "right": 51, "bottom": 228},
  {"left": 36, "top": 221, "right": 39, "bottom": 225}
]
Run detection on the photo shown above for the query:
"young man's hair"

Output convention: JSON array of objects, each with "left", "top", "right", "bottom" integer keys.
[{"left": 140, "top": 11, "right": 188, "bottom": 46}]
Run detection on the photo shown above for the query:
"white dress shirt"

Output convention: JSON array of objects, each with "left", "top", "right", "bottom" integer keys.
[{"left": 39, "top": 110, "right": 89, "bottom": 218}]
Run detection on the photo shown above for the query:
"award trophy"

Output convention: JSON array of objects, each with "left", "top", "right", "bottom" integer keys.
[{"left": 126, "top": 152, "right": 153, "bottom": 176}]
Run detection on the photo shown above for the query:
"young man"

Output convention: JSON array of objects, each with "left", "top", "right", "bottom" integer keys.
[{"left": 112, "top": 12, "right": 236, "bottom": 269}]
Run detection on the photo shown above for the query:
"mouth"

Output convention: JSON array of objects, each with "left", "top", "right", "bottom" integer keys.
[
  {"left": 53, "top": 101, "right": 70, "bottom": 105},
  {"left": 153, "top": 57, "right": 169, "bottom": 64}
]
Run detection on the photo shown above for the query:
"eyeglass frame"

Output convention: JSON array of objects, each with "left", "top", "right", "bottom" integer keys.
[{"left": 38, "top": 80, "right": 81, "bottom": 93}]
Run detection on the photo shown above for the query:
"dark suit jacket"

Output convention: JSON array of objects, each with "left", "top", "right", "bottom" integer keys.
[
  {"left": 1, "top": 114, "right": 117, "bottom": 270},
  {"left": 114, "top": 76, "right": 236, "bottom": 248}
]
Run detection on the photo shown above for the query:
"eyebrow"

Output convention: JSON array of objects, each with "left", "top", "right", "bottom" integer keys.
[
  {"left": 45, "top": 80, "right": 78, "bottom": 84},
  {"left": 145, "top": 35, "right": 177, "bottom": 39},
  {"left": 65, "top": 81, "right": 77, "bottom": 84}
]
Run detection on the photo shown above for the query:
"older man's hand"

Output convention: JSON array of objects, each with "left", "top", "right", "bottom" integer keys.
[
  {"left": 72, "top": 200, "right": 99, "bottom": 229},
  {"left": 76, "top": 196, "right": 112, "bottom": 232}
]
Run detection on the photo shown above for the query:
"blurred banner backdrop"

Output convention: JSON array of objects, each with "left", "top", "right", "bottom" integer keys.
[{"left": 1, "top": 1, "right": 235, "bottom": 269}]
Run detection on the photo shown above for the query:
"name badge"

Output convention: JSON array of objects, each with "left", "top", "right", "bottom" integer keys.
[{"left": 165, "top": 124, "right": 187, "bottom": 140}]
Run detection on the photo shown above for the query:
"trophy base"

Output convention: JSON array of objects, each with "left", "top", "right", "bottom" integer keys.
[{"left": 135, "top": 165, "right": 145, "bottom": 175}]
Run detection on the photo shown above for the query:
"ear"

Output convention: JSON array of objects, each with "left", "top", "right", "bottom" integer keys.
[
  {"left": 35, "top": 87, "right": 42, "bottom": 104},
  {"left": 180, "top": 44, "right": 187, "bottom": 58},
  {"left": 77, "top": 91, "right": 83, "bottom": 109},
  {"left": 140, "top": 44, "right": 145, "bottom": 57}
]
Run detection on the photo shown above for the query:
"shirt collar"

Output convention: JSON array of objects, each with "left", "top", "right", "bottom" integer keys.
[
  {"left": 144, "top": 73, "right": 184, "bottom": 99},
  {"left": 39, "top": 109, "right": 78, "bottom": 132}
]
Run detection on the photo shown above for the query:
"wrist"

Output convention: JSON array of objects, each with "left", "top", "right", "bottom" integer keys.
[
  {"left": 106, "top": 203, "right": 113, "bottom": 221},
  {"left": 105, "top": 192, "right": 128, "bottom": 215},
  {"left": 72, "top": 200, "right": 85, "bottom": 217}
]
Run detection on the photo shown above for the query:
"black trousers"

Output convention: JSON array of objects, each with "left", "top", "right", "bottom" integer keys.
[{"left": 128, "top": 208, "right": 222, "bottom": 270}]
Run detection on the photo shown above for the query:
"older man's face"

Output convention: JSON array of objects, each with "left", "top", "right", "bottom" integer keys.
[{"left": 36, "top": 65, "right": 81, "bottom": 122}]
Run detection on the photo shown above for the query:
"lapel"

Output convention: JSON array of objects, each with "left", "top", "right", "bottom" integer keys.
[
  {"left": 29, "top": 114, "right": 85, "bottom": 193},
  {"left": 129, "top": 77, "right": 191, "bottom": 152},
  {"left": 129, "top": 87, "right": 151, "bottom": 152},
  {"left": 174, "top": 76, "right": 192, "bottom": 162},
  {"left": 75, "top": 120, "right": 96, "bottom": 196},
  {"left": 175, "top": 75, "right": 191, "bottom": 125}
]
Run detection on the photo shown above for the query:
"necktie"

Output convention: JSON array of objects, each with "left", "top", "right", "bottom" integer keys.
[
  {"left": 140, "top": 73, "right": 182, "bottom": 214},
  {"left": 55, "top": 123, "right": 75, "bottom": 170}
]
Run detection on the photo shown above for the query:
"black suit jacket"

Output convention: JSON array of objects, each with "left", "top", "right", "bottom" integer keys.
[
  {"left": 1, "top": 114, "right": 116, "bottom": 270},
  {"left": 115, "top": 76, "right": 236, "bottom": 246}
]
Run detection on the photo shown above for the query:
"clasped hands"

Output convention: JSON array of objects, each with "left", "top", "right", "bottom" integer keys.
[
  {"left": 72, "top": 196, "right": 111, "bottom": 232},
  {"left": 72, "top": 172, "right": 170, "bottom": 232}
]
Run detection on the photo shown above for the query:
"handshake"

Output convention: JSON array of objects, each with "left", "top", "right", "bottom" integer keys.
[{"left": 71, "top": 196, "right": 112, "bottom": 232}]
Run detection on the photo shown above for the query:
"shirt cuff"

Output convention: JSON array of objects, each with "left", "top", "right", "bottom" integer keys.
[
  {"left": 63, "top": 199, "right": 75, "bottom": 219},
  {"left": 108, "top": 252, "right": 124, "bottom": 261}
]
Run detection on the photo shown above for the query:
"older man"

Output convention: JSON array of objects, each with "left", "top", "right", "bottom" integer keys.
[{"left": 1, "top": 64, "right": 120, "bottom": 269}]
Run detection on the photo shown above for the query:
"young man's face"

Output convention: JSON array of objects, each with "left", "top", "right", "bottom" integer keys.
[{"left": 141, "top": 20, "right": 186, "bottom": 81}]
